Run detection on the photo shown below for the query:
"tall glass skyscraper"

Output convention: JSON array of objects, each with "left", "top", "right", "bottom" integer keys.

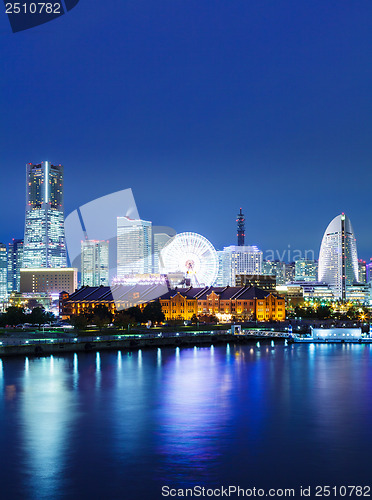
[
  {"left": 81, "top": 240, "right": 109, "bottom": 286},
  {"left": 7, "top": 238, "right": 23, "bottom": 293},
  {"left": 23, "top": 162, "right": 67, "bottom": 268},
  {"left": 0, "top": 243, "right": 7, "bottom": 300},
  {"left": 318, "top": 213, "right": 358, "bottom": 300},
  {"left": 117, "top": 217, "right": 152, "bottom": 278}
]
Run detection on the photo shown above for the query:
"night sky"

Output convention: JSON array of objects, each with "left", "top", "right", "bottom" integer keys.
[{"left": 0, "top": 0, "right": 371, "bottom": 260}]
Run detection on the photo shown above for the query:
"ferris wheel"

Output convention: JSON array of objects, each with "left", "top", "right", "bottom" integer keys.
[{"left": 159, "top": 232, "right": 219, "bottom": 287}]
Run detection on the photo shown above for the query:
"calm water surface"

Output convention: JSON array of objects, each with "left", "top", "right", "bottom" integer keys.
[{"left": 0, "top": 343, "right": 372, "bottom": 499}]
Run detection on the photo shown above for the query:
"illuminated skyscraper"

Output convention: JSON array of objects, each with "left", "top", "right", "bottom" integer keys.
[
  {"left": 285, "top": 262, "right": 296, "bottom": 283},
  {"left": 0, "top": 243, "right": 7, "bottom": 300},
  {"left": 295, "top": 259, "right": 318, "bottom": 282},
  {"left": 358, "top": 259, "right": 367, "bottom": 284},
  {"left": 81, "top": 240, "right": 109, "bottom": 286},
  {"left": 7, "top": 238, "right": 23, "bottom": 293},
  {"left": 318, "top": 213, "right": 358, "bottom": 300},
  {"left": 220, "top": 245, "right": 263, "bottom": 286},
  {"left": 117, "top": 217, "right": 152, "bottom": 278},
  {"left": 23, "top": 162, "right": 67, "bottom": 268},
  {"left": 215, "top": 250, "right": 231, "bottom": 286},
  {"left": 366, "top": 259, "right": 372, "bottom": 283},
  {"left": 262, "top": 260, "right": 286, "bottom": 285}
]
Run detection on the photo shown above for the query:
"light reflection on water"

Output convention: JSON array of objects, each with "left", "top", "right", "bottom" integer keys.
[
  {"left": 0, "top": 344, "right": 371, "bottom": 499},
  {"left": 20, "top": 356, "right": 76, "bottom": 498},
  {"left": 156, "top": 345, "right": 232, "bottom": 485},
  {"left": 73, "top": 353, "right": 78, "bottom": 388},
  {"left": 95, "top": 352, "right": 101, "bottom": 390}
]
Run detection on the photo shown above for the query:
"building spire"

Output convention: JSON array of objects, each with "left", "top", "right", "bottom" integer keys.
[{"left": 237, "top": 208, "right": 245, "bottom": 246}]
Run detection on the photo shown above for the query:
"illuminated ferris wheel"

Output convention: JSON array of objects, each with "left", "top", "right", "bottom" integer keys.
[{"left": 159, "top": 232, "right": 219, "bottom": 287}]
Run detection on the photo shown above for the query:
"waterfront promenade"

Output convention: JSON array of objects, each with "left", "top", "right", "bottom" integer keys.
[{"left": 0, "top": 329, "right": 289, "bottom": 358}]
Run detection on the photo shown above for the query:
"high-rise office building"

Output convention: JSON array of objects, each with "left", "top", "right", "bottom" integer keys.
[
  {"left": 117, "top": 217, "right": 152, "bottom": 278},
  {"left": 0, "top": 243, "right": 7, "bottom": 300},
  {"left": 295, "top": 259, "right": 318, "bottom": 282},
  {"left": 7, "top": 238, "right": 23, "bottom": 293},
  {"left": 219, "top": 245, "right": 262, "bottom": 286},
  {"left": 358, "top": 259, "right": 367, "bottom": 284},
  {"left": 23, "top": 162, "right": 67, "bottom": 268},
  {"left": 366, "top": 259, "right": 372, "bottom": 283},
  {"left": 285, "top": 262, "right": 296, "bottom": 283},
  {"left": 215, "top": 250, "right": 231, "bottom": 286},
  {"left": 262, "top": 260, "right": 286, "bottom": 285},
  {"left": 318, "top": 213, "right": 358, "bottom": 300},
  {"left": 81, "top": 240, "right": 109, "bottom": 286},
  {"left": 153, "top": 233, "right": 172, "bottom": 273}
]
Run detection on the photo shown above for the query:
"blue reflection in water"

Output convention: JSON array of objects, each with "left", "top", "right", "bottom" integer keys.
[
  {"left": 0, "top": 344, "right": 371, "bottom": 499},
  {"left": 117, "top": 351, "right": 122, "bottom": 372},
  {"left": 20, "top": 356, "right": 77, "bottom": 499},
  {"left": 226, "top": 343, "right": 230, "bottom": 359},
  {"left": 95, "top": 351, "right": 101, "bottom": 390},
  {"left": 156, "top": 346, "right": 234, "bottom": 485},
  {"left": 73, "top": 353, "right": 78, "bottom": 389},
  {"left": 138, "top": 349, "right": 142, "bottom": 369}
]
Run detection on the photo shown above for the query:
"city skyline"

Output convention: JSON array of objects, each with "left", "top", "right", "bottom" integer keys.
[
  {"left": 1, "top": 4, "right": 372, "bottom": 498},
  {"left": 1, "top": 161, "right": 371, "bottom": 264},
  {"left": 1, "top": 2, "right": 372, "bottom": 258},
  {"left": 1, "top": 168, "right": 367, "bottom": 303}
]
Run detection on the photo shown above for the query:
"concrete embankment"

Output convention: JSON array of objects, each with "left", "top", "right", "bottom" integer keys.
[{"left": 0, "top": 333, "right": 282, "bottom": 358}]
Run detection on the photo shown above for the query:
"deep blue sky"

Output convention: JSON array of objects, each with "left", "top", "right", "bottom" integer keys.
[{"left": 0, "top": 0, "right": 371, "bottom": 260}]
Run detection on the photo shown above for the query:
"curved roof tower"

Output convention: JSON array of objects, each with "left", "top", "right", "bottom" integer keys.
[{"left": 318, "top": 213, "right": 358, "bottom": 300}]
